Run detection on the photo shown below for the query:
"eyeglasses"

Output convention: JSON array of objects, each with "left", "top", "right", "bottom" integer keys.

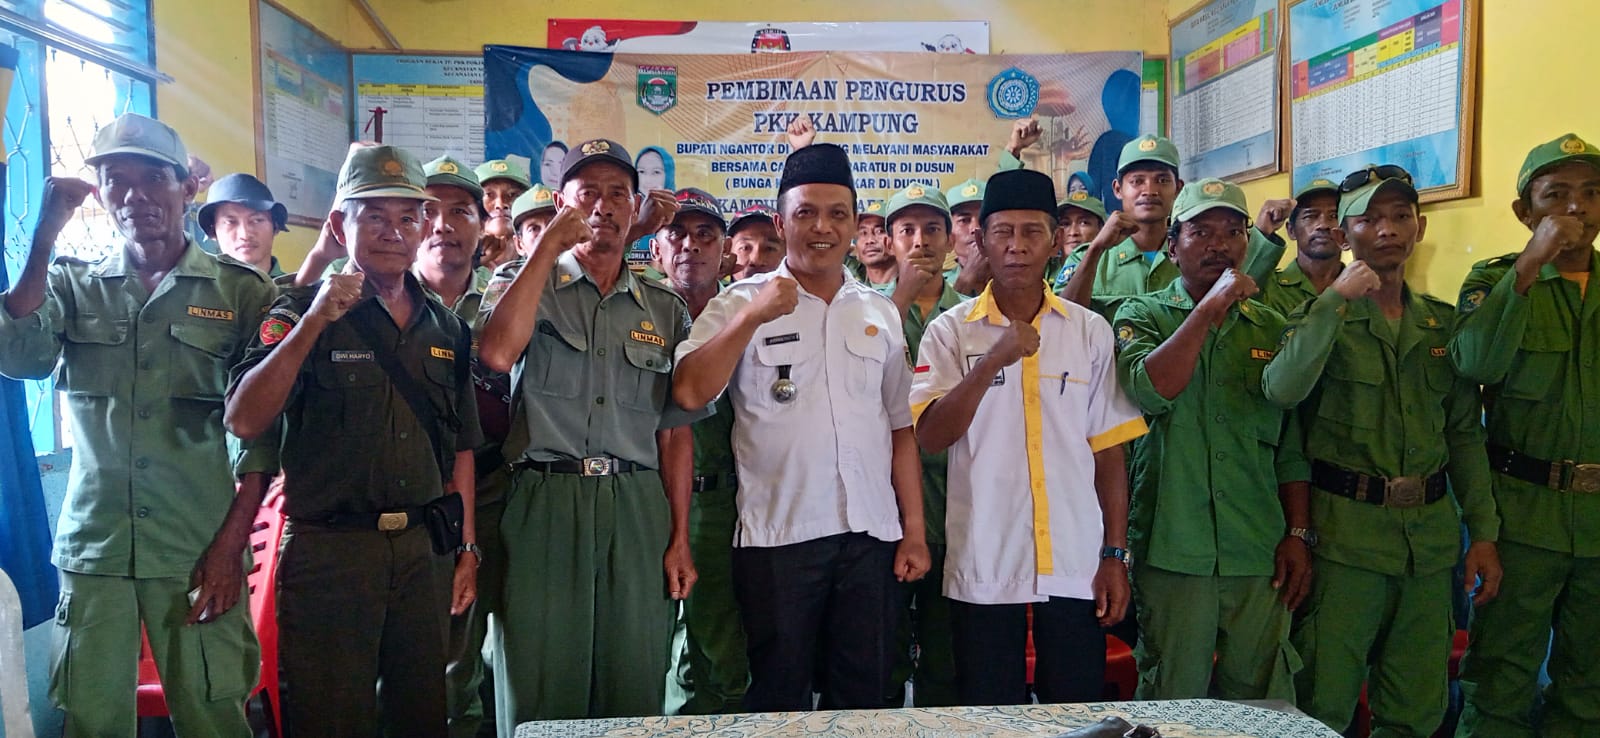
[{"left": 1340, "top": 165, "right": 1414, "bottom": 192}]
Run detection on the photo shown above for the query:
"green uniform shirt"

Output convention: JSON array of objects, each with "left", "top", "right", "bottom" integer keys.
[
  {"left": 1449, "top": 250, "right": 1600, "bottom": 556},
  {"left": 419, "top": 266, "right": 492, "bottom": 330},
  {"left": 906, "top": 282, "right": 965, "bottom": 546},
  {"left": 227, "top": 273, "right": 483, "bottom": 520},
  {"left": 1113, "top": 282, "right": 1310, "bottom": 576},
  {"left": 1262, "top": 287, "right": 1499, "bottom": 576},
  {"left": 847, "top": 258, "right": 896, "bottom": 296},
  {"left": 692, "top": 394, "right": 736, "bottom": 481},
  {"left": 485, "top": 250, "right": 709, "bottom": 467},
  {"left": 1059, "top": 228, "right": 1287, "bottom": 321},
  {"left": 0, "top": 242, "right": 276, "bottom": 578},
  {"left": 1258, "top": 258, "right": 1334, "bottom": 318}
]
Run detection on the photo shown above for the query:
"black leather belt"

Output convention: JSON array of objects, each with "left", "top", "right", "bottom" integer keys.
[
  {"left": 513, "top": 456, "right": 648, "bottom": 477},
  {"left": 1311, "top": 460, "right": 1447, "bottom": 508},
  {"left": 1488, "top": 444, "right": 1600, "bottom": 493},
  {"left": 692, "top": 473, "right": 737, "bottom": 493},
  {"left": 312, "top": 507, "right": 427, "bottom": 532}
]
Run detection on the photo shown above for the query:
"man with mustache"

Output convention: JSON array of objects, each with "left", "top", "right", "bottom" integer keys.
[
  {"left": 945, "top": 178, "right": 992, "bottom": 296},
  {"left": 1111, "top": 178, "right": 1311, "bottom": 702},
  {"left": 477, "top": 139, "right": 706, "bottom": 727},
  {"left": 199, "top": 172, "right": 290, "bottom": 278},
  {"left": 475, "top": 159, "right": 532, "bottom": 271},
  {"left": 1260, "top": 179, "right": 1344, "bottom": 316},
  {"left": 910, "top": 168, "right": 1145, "bottom": 706},
  {"left": 0, "top": 113, "right": 275, "bottom": 737},
  {"left": 672, "top": 143, "right": 931, "bottom": 712},
  {"left": 1057, "top": 134, "right": 1292, "bottom": 320},
  {"left": 225, "top": 143, "right": 482, "bottom": 735},
  {"left": 851, "top": 198, "right": 897, "bottom": 295},
  {"left": 728, "top": 204, "right": 784, "bottom": 281},
  {"left": 1452, "top": 133, "right": 1600, "bottom": 738},
  {"left": 1263, "top": 165, "right": 1502, "bottom": 737},
  {"left": 652, "top": 188, "right": 749, "bottom": 714}
]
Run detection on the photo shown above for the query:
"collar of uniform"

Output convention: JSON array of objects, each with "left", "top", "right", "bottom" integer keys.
[
  {"left": 1112, "top": 236, "right": 1160, "bottom": 266},
  {"left": 1276, "top": 258, "right": 1309, "bottom": 287},
  {"left": 554, "top": 249, "right": 647, "bottom": 306},
  {"left": 774, "top": 257, "right": 862, "bottom": 298},
  {"left": 1340, "top": 283, "right": 1438, "bottom": 327},
  {"left": 1156, "top": 279, "right": 1266, "bottom": 325},
  {"left": 91, "top": 237, "right": 215, "bottom": 279},
  {"left": 966, "top": 283, "right": 1070, "bottom": 325},
  {"left": 1534, "top": 250, "right": 1600, "bottom": 282}
]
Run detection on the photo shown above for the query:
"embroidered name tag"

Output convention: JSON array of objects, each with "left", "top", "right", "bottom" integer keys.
[
  {"left": 187, "top": 305, "right": 234, "bottom": 321},
  {"left": 1250, "top": 348, "right": 1274, "bottom": 361},
  {"left": 764, "top": 332, "right": 800, "bottom": 346},
  {"left": 431, "top": 346, "right": 456, "bottom": 360},
  {"left": 1431, "top": 347, "right": 1447, "bottom": 357},
  {"left": 331, "top": 350, "right": 374, "bottom": 362},
  {"left": 630, "top": 330, "right": 666, "bottom": 347}
]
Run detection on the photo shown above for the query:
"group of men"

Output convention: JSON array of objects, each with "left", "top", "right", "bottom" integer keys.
[{"left": 2, "top": 106, "right": 1596, "bottom": 738}]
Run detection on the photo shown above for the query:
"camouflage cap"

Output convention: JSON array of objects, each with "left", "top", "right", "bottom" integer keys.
[
  {"left": 85, "top": 113, "right": 189, "bottom": 178},
  {"left": 1171, "top": 178, "right": 1249, "bottom": 223},
  {"left": 673, "top": 188, "right": 726, "bottom": 229},
  {"left": 510, "top": 184, "right": 558, "bottom": 227},
  {"left": 1517, "top": 133, "right": 1600, "bottom": 195},
  {"left": 423, "top": 155, "right": 483, "bottom": 200},
  {"left": 886, "top": 183, "right": 951, "bottom": 225},
  {"left": 335, "top": 144, "right": 436, "bottom": 203},
  {"left": 945, "top": 178, "right": 985, "bottom": 209},
  {"left": 1118, "top": 134, "right": 1180, "bottom": 174},
  {"left": 727, "top": 203, "right": 777, "bottom": 236},
  {"left": 1057, "top": 190, "right": 1108, "bottom": 221},
  {"left": 474, "top": 158, "right": 532, "bottom": 189}
]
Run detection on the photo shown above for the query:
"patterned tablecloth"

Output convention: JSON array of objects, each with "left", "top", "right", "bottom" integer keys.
[{"left": 514, "top": 699, "right": 1341, "bottom": 737}]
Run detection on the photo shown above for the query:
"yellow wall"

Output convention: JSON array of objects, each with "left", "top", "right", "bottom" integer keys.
[{"left": 1164, "top": 0, "right": 1600, "bottom": 295}]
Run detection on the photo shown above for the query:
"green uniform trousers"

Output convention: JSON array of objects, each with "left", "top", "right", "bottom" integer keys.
[
  {"left": 889, "top": 543, "right": 958, "bottom": 707},
  {"left": 1294, "top": 556, "right": 1455, "bottom": 737},
  {"left": 277, "top": 522, "right": 452, "bottom": 737},
  {"left": 50, "top": 570, "right": 258, "bottom": 737},
  {"left": 446, "top": 479, "right": 509, "bottom": 738},
  {"left": 493, "top": 469, "right": 675, "bottom": 732},
  {"left": 1131, "top": 564, "right": 1298, "bottom": 701},
  {"left": 1457, "top": 540, "right": 1600, "bottom": 738},
  {"left": 680, "top": 484, "right": 748, "bottom": 714}
]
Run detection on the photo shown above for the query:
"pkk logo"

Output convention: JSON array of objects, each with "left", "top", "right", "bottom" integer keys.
[{"left": 637, "top": 65, "right": 678, "bottom": 115}]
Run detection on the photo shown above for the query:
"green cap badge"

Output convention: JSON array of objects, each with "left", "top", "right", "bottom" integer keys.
[
  {"left": 1294, "top": 177, "right": 1339, "bottom": 201},
  {"left": 859, "top": 198, "right": 886, "bottom": 221},
  {"left": 510, "top": 184, "right": 558, "bottom": 227},
  {"left": 1171, "top": 178, "right": 1249, "bottom": 223},
  {"left": 944, "top": 178, "right": 985, "bottom": 209},
  {"left": 474, "top": 159, "right": 532, "bottom": 189},
  {"left": 1516, "top": 133, "right": 1600, "bottom": 195},
  {"left": 1118, "top": 134, "right": 1180, "bottom": 174},
  {"left": 335, "top": 144, "right": 435, "bottom": 203},
  {"left": 886, "top": 183, "right": 951, "bottom": 225},
  {"left": 85, "top": 113, "right": 189, "bottom": 178},
  {"left": 424, "top": 155, "right": 483, "bottom": 200},
  {"left": 1057, "top": 190, "right": 1108, "bottom": 221}
]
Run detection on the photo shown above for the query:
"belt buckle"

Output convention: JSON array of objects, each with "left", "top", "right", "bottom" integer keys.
[
  {"left": 1567, "top": 462, "right": 1600, "bottom": 494},
  {"left": 582, "top": 456, "right": 614, "bottom": 477},
  {"left": 1384, "top": 476, "right": 1426, "bottom": 508},
  {"left": 377, "top": 512, "right": 409, "bottom": 531}
]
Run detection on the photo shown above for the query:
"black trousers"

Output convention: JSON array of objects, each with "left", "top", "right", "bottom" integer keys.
[
  {"left": 731, "top": 532, "right": 900, "bottom": 712},
  {"left": 950, "top": 596, "right": 1106, "bottom": 705}
]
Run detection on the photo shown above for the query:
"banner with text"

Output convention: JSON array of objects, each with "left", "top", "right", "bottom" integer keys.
[{"left": 483, "top": 46, "right": 1143, "bottom": 214}]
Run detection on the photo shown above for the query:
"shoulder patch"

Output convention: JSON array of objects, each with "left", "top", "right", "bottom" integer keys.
[
  {"left": 1459, "top": 287, "right": 1487, "bottom": 313},
  {"left": 1114, "top": 321, "right": 1137, "bottom": 351},
  {"left": 259, "top": 317, "right": 293, "bottom": 346}
]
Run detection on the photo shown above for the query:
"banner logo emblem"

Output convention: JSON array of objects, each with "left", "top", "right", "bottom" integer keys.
[
  {"left": 986, "top": 67, "right": 1039, "bottom": 119},
  {"left": 637, "top": 65, "right": 678, "bottom": 115}
]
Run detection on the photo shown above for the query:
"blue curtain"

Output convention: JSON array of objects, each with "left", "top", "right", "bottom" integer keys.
[{"left": 0, "top": 41, "right": 57, "bottom": 629}]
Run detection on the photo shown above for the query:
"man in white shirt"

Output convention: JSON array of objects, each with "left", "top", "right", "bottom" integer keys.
[
  {"left": 672, "top": 143, "right": 931, "bottom": 711},
  {"left": 910, "top": 168, "right": 1147, "bottom": 705}
]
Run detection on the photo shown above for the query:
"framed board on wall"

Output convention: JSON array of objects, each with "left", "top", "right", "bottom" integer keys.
[
  {"left": 1285, "top": 0, "right": 1477, "bottom": 202},
  {"left": 351, "top": 52, "right": 485, "bottom": 165},
  {"left": 1141, "top": 56, "right": 1167, "bottom": 137},
  {"left": 1169, "top": 0, "right": 1281, "bottom": 183},
  {"left": 252, "top": 0, "right": 351, "bottom": 226}
]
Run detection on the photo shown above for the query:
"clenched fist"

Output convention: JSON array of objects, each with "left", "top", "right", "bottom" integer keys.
[
  {"left": 1006, "top": 118, "right": 1042, "bottom": 157},
  {"left": 1331, "top": 260, "right": 1381, "bottom": 301},
  {"left": 1256, "top": 197, "right": 1297, "bottom": 236},
  {"left": 538, "top": 206, "right": 596, "bottom": 254},
  {"left": 39, "top": 177, "right": 95, "bottom": 231},
  {"left": 309, "top": 269, "right": 366, "bottom": 323},
  {"left": 787, "top": 115, "right": 816, "bottom": 150},
  {"left": 987, "top": 320, "right": 1040, "bottom": 366},
  {"left": 748, "top": 276, "right": 800, "bottom": 323},
  {"left": 1090, "top": 211, "right": 1141, "bottom": 252}
]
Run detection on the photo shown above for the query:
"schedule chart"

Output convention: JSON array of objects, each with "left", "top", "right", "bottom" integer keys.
[{"left": 1169, "top": 0, "right": 1282, "bottom": 182}]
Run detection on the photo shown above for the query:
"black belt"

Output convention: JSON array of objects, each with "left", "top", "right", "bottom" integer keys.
[
  {"left": 311, "top": 506, "right": 427, "bottom": 532},
  {"left": 692, "top": 473, "right": 737, "bottom": 493},
  {"left": 1311, "top": 460, "right": 1447, "bottom": 508},
  {"left": 1487, "top": 444, "right": 1600, "bottom": 494},
  {"left": 513, "top": 456, "right": 648, "bottom": 477}
]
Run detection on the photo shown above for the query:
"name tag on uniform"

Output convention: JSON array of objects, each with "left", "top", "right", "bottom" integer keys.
[
  {"left": 1250, "top": 348, "right": 1274, "bottom": 361},
  {"left": 965, "top": 354, "right": 1004, "bottom": 386},
  {"left": 431, "top": 346, "right": 456, "bottom": 360},
  {"left": 630, "top": 330, "right": 666, "bottom": 347},
  {"left": 331, "top": 350, "right": 374, "bottom": 362},
  {"left": 1430, "top": 347, "right": 1447, "bottom": 357},
  {"left": 764, "top": 332, "right": 800, "bottom": 346},
  {"left": 187, "top": 305, "right": 234, "bottom": 321}
]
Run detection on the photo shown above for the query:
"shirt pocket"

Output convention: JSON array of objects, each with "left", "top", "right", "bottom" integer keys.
[
  {"left": 169, "top": 322, "right": 235, "bottom": 401},
  {"left": 842, "top": 322, "right": 891, "bottom": 400},
  {"left": 58, "top": 314, "right": 127, "bottom": 395},
  {"left": 621, "top": 341, "right": 672, "bottom": 411},
  {"left": 311, "top": 356, "right": 389, "bottom": 437},
  {"left": 421, "top": 352, "right": 459, "bottom": 423},
  {"left": 1500, "top": 325, "right": 1571, "bottom": 401},
  {"left": 749, "top": 339, "right": 802, "bottom": 411},
  {"left": 1315, "top": 350, "right": 1384, "bottom": 430},
  {"left": 524, "top": 321, "right": 587, "bottom": 399}
]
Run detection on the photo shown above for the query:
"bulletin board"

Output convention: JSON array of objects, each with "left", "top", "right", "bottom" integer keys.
[
  {"left": 1285, "top": 0, "right": 1477, "bottom": 201},
  {"left": 351, "top": 52, "right": 485, "bottom": 165},
  {"left": 1169, "top": 0, "right": 1282, "bottom": 182},
  {"left": 1141, "top": 56, "right": 1167, "bottom": 137},
  {"left": 252, "top": 0, "right": 351, "bottom": 225}
]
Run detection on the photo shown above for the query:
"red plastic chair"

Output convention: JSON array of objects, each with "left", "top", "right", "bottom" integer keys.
[
  {"left": 136, "top": 485, "right": 286, "bottom": 735},
  {"left": 1022, "top": 605, "right": 1138, "bottom": 701}
]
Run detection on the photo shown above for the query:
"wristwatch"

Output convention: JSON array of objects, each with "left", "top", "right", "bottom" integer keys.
[
  {"left": 456, "top": 541, "right": 484, "bottom": 565},
  {"left": 1099, "top": 546, "right": 1131, "bottom": 565},
  {"left": 1287, "top": 527, "right": 1319, "bottom": 547}
]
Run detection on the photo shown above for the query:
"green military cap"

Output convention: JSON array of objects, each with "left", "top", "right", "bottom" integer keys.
[
  {"left": 1118, "top": 134, "right": 1180, "bottom": 174},
  {"left": 858, "top": 198, "right": 887, "bottom": 222},
  {"left": 1171, "top": 178, "right": 1248, "bottom": 223},
  {"left": 85, "top": 113, "right": 189, "bottom": 177},
  {"left": 1057, "top": 190, "right": 1108, "bottom": 221},
  {"left": 945, "top": 178, "right": 985, "bottom": 209},
  {"left": 1294, "top": 177, "right": 1339, "bottom": 200},
  {"left": 510, "top": 184, "right": 558, "bottom": 227},
  {"left": 423, "top": 155, "right": 483, "bottom": 200},
  {"left": 475, "top": 158, "right": 532, "bottom": 189},
  {"left": 1516, "top": 133, "right": 1600, "bottom": 194},
  {"left": 886, "top": 182, "right": 951, "bottom": 225},
  {"left": 335, "top": 143, "right": 436, "bottom": 203},
  {"left": 1337, "top": 165, "right": 1418, "bottom": 222}
]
